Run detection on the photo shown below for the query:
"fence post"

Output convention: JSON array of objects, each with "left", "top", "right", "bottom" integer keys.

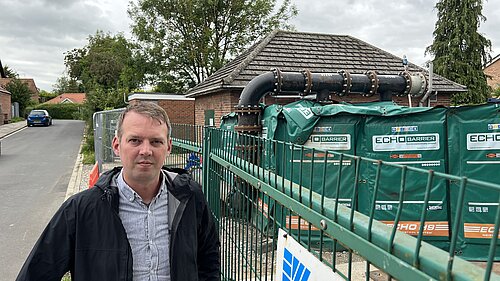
[{"left": 202, "top": 126, "right": 211, "bottom": 196}]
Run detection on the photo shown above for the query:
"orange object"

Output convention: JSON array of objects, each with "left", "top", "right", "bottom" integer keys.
[
  {"left": 464, "top": 223, "right": 500, "bottom": 239},
  {"left": 88, "top": 162, "right": 99, "bottom": 188},
  {"left": 381, "top": 221, "right": 449, "bottom": 237}
]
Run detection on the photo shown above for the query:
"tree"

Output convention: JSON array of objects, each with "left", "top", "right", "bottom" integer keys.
[
  {"left": 52, "top": 76, "right": 84, "bottom": 95},
  {"left": 493, "top": 87, "right": 500, "bottom": 98},
  {"left": 39, "top": 90, "right": 56, "bottom": 103},
  {"left": 2, "top": 65, "right": 18, "bottom": 78},
  {"left": 128, "top": 0, "right": 297, "bottom": 91},
  {"left": 64, "top": 31, "right": 146, "bottom": 105},
  {"left": 63, "top": 31, "right": 145, "bottom": 163},
  {"left": 6, "top": 78, "right": 33, "bottom": 114},
  {"left": 426, "top": 0, "right": 491, "bottom": 105}
]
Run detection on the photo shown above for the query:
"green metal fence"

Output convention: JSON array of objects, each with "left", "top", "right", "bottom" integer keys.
[
  {"left": 167, "top": 125, "right": 500, "bottom": 281},
  {"left": 168, "top": 123, "right": 204, "bottom": 183}
]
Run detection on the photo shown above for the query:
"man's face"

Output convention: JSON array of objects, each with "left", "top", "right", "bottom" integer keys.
[{"left": 112, "top": 111, "right": 172, "bottom": 187}]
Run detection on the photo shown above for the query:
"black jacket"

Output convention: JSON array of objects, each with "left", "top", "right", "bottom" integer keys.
[{"left": 16, "top": 167, "right": 220, "bottom": 281}]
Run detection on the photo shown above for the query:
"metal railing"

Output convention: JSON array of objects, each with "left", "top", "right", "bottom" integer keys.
[
  {"left": 93, "top": 108, "right": 500, "bottom": 280},
  {"left": 168, "top": 123, "right": 204, "bottom": 183},
  {"left": 199, "top": 127, "right": 500, "bottom": 281}
]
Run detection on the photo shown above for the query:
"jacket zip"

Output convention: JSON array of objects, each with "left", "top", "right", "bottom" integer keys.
[{"left": 101, "top": 187, "right": 132, "bottom": 281}]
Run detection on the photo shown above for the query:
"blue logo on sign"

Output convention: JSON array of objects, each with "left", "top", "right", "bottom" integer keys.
[{"left": 283, "top": 248, "right": 311, "bottom": 281}]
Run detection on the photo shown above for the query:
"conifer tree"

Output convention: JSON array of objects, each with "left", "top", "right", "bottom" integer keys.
[{"left": 426, "top": 0, "right": 491, "bottom": 104}]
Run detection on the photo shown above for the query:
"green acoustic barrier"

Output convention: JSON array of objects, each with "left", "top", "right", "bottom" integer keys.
[
  {"left": 357, "top": 106, "right": 449, "bottom": 249},
  {"left": 448, "top": 103, "right": 500, "bottom": 260}
]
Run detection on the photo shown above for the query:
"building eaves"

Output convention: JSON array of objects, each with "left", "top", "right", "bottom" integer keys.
[
  {"left": 485, "top": 54, "right": 500, "bottom": 69},
  {"left": 128, "top": 92, "right": 195, "bottom": 101},
  {"left": 0, "top": 85, "right": 10, "bottom": 95}
]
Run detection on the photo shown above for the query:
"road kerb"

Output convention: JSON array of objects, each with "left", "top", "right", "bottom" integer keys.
[{"left": 65, "top": 142, "right": 84, "bottom": 200}]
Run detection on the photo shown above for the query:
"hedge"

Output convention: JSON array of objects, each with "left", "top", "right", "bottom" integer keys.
[{"left": 25, "top": 103, "right": 83, "bottom": 120}]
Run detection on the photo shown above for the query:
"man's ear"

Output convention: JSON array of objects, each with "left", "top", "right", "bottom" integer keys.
[
  {"left": 166, "top": 138, "right": 172, "bottom": 154},
  {"left": 112, "top": 136, "right": 120, "bottom": 156}
]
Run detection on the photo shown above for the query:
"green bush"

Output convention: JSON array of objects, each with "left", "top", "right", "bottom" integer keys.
[
  {"left": 25, "top": 103, "right": 83, "bottom": 119},
  {"left": 82, "top": 150, "right": 95, "bottom": 165},
  {"left": 11, "top": 116, "right": 24, "bottom": 122},
  {"left": 493, "top": 87, "right": 500, "bottom": 98}
]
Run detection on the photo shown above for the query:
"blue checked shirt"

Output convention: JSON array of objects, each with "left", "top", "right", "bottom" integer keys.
[{"left": 117, "top": 170, "right": 171, "bottom": 281}]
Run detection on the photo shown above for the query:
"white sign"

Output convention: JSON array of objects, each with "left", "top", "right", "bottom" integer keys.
[
  {"left": 372, "top": 133, "right": 440, "bottom": 151},
  {"left": 276, "top": 229, "right": 343, "bottom": 281},
  {"left": 295, "top": 104, "right": 314, "bottom": 120},
  {"left": 305, "top": 134, "right": 351, "bottom": 150},
  {"left": 467, "top": 133, "right": 500, "bottom": 150}
]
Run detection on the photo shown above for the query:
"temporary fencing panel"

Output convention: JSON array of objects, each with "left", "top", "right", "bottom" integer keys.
[{"left": 448, "top": 103, "right": 500, "bottom": 260}]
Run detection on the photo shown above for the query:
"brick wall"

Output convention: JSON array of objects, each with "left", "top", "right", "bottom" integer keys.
[
  {"left": 393, "top": 92, "right": 452, "bottom": 107},
  {"left": 129, "top": 99, "right": 195, "bottom": 125},
  {"left": 194, "top": 90, "right": 454, "bottom": 127},
  {"left": 158, "top": 100, "right": 195, "bottom": 125},
  {"left": 194, "top": 91, "right": 239, "bottom": 127},
  {"left": 0, "top": 92, "right": 11, "bottom": 123},
  {"left": 485, "top": 60, "right": 500, "bottom": 89}
]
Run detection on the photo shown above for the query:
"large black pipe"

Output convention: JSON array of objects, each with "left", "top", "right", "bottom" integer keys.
[
  {"left": 235, "top": 69, "right": 427, "bottom": 134},
  {"left": 238, "top": 72, "right": 276, "bottom": 106}
]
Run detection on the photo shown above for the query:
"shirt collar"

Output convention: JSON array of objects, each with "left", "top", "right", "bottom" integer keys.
[{"left": 117, "top": 169, "right": 167, "bottom": 203}]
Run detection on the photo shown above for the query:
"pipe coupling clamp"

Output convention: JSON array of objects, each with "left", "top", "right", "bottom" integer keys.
[
  {"left": 272, "top": 68, "right": 283, "bottom": 96},
  {"left": 338, "top": 70, "right": 351, "bottom": 96},
  {"left": 301, "top": 69, "right": 313, "bottom": 96},
  {"left": 399, "top": 71, "right": 412, "bottom": 97},
  {"left": 364, "top": 70, "right": 379, "bottom": 97}
]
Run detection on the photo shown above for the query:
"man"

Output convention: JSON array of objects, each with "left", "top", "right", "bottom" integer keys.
[{"left": 17, "top": 102, "right": 220, "bottom": 281}]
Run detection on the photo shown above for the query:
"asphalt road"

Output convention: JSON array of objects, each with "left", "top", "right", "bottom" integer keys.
[{"left": 0, "top": 119, "right": 84, "bottom": 280}]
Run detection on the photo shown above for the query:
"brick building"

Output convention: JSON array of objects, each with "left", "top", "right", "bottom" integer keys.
[
  {"left": 485, "top": 54, "right": 500, "bottom": 90},
  {"left": 127, "top": 92, "right": 195, "bottom": 125},
  {"left": 186, "top": 30, "right": 467, "bottom": 127},
  {"left": 0, "top": 60, "right": 11, "bottom": 123},
  {"left": 0, "top": 77, "right": 40, "bottom": 103},
  {"left": 0, "top": 85, "right": 11, "bottom": 124}
]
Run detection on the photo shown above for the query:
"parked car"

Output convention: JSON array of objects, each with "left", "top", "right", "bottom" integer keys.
[{"left": 27, "top": 110, "right": 52, "bottom": 126}]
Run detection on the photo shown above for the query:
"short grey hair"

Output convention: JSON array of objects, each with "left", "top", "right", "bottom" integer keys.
[{"left": 116, "top": 101, "right": 171, "bottom": 139}]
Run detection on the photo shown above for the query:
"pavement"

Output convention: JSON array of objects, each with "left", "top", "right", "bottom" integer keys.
[
  {"left": 0, "top": 121, "right": 27, "bottom": 139},
  {"left": 0, "top": 121, "right": 84, "bottom": 200}
]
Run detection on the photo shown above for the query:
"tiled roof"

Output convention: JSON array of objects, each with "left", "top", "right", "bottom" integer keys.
[
  {"left": 186, "top": 30, "right": 466, "bottom": 97},
  {"left": 45, "top": 93, "right": 86, "bottom": 104}
]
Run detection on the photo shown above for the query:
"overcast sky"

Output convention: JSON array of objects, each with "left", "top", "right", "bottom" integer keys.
[{"left": 0, "top": 0, "right": 498, "bottom": 92}]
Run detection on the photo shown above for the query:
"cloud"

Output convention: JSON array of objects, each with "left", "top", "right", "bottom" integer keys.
[
  {"left": 0, "top": 0, "right": 498, "bottom": 91},
  {"left": 0, "top": 0, "right": 127, "bottom": 90},
  {"left": 288, "top": 0, "right": 498, "bottom": 67}
]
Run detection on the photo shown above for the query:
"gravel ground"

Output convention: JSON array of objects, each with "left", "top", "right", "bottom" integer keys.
[
  {"left": 77, "top": 164, "right": 93, "bottom": 192},
  {"left": 77, "top": 162, "right": 119, "bottom": 192}
]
